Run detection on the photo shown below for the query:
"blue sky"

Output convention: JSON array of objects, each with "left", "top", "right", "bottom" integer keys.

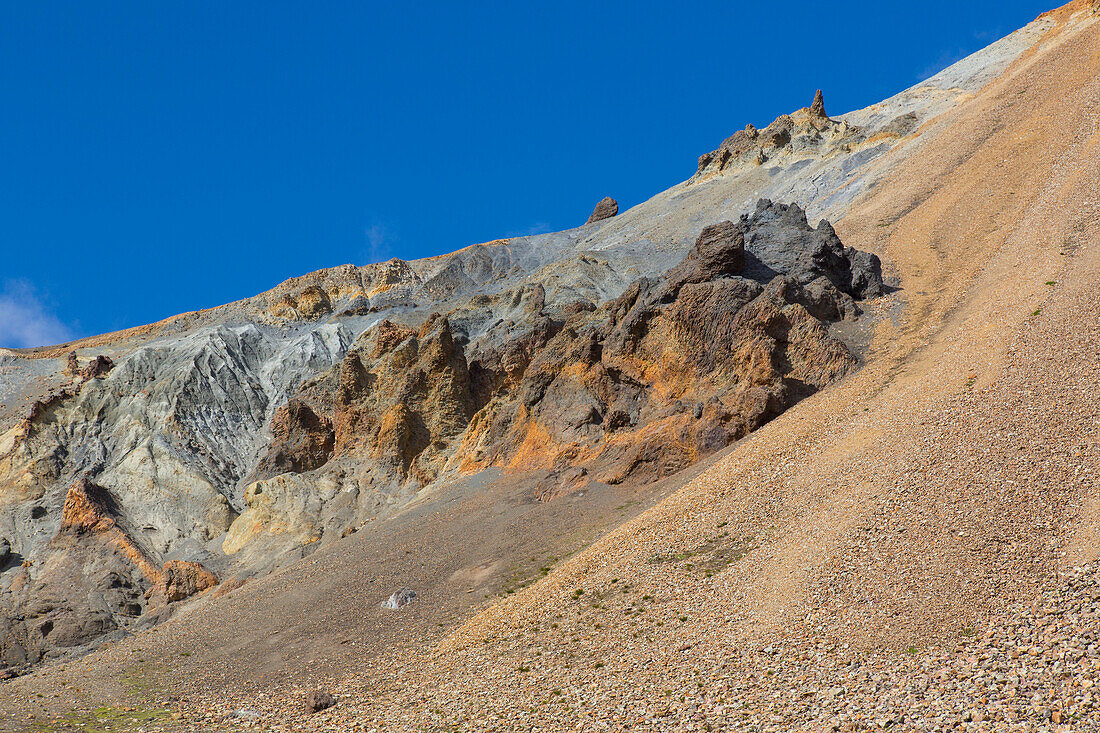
[{"left": 0, "top": 1, "right": 1053, "bottom": 347}]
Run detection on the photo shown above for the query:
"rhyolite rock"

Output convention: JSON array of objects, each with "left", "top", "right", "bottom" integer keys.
[
  {"left": 661, "top": 220, "right": 745, "bottom": 300},
  {"left": 694, "top": 91, "right": 862, "bottom": 179},
  {"left": 740, "top": 199, "right": 883, "bottom": 299},
  {"left": 158, "top": 561, "right": 219, "bottom": 603}
]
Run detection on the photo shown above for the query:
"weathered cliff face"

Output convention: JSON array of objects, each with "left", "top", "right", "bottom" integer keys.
[
  {"left": 0, "top": 90, "right": 948, "bottom": 675},
  {"left": 0, "top": 326, "right": 353, "bottom": 670}
]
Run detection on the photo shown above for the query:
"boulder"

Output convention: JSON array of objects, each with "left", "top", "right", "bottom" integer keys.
[
  {"left": 59, "top": 477, "right": 119, "bottom": 534},
  {"left": 740, "top": 199, "right": 883, "bottom": 299},
  {"left": 79, "top": 355, "right": 114, "bottom": 381},
  {"left": 251, "top": 399, "right": 335, "bottom": 480},
  {"left": 586, "top": 197, "right": 619, "bottom": 224},
  {"left": 661, "top": 220, "right": 746, "bottom": 300},
  {"left": 381, "top": 588, "right": 417, "bottom": 609}
]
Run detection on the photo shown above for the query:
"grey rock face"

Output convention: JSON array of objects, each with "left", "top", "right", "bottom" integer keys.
[
  {"left": 586, "top": 197, "right": 619, "bottom": 224},
  {"left": 740, "top": 199, "right": 883, "bottom": 299}
]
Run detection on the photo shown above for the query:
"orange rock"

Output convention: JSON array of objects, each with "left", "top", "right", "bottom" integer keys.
[{"left": 160, "top": 560, "right": 219, "bottom": 603}]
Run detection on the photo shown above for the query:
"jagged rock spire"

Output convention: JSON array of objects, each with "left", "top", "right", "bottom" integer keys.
[{"left": 810, "top": 89, "right": 828, "bottom": 119}]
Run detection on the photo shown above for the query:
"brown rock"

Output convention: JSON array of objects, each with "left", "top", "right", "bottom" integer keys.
[
  {"left": 586, "top": 197, "right": 619, "bottom": 224},
  {"left": 159, "top": 561, "right": 218, "bottom": 603},
  {"left": 809, "top": 89, "right": 828, "bottom": 118},
  {"left": 59, "top": 478, "right": 118, "bottom": 534},
  {"left": 270, "top": 284, "right": 333, "bottom": 320},
  {"left": 304, "top": 689, "right": 336, "bottom": 713},
  {"left": 80, "top": 355, "right": 113, "bottom": 380},
  {"left": 252, "top": 399, "right": 335, "bottom": 479},
  {"left": 661, "top": 221, "right": 746, "bottom": 301}
]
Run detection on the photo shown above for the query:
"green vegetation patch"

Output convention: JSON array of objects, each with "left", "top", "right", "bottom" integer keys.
[{"left": 30, "top": 706, "right": 172, "bottom": 733}]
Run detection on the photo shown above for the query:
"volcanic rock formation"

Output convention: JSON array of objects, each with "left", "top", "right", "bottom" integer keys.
[
  {"left": 217, "top": 199, "right": 880, "bottom": 561},
  {"left": 5, "top": 5, "right": 1098, "bottom": 727},
  {"left": 692, "top": 90, "right": 917, "bottom": 182},
  {"left": 0, "top": 197, "right": 880, "bottom": 672}
]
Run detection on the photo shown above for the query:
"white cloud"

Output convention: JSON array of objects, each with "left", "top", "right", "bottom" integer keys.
[
  {"left": 505, "top": 222, "right": 552, "bottom": 237},
  {"left": 0, "top": 280, "right": 74, "bottom": 349}
]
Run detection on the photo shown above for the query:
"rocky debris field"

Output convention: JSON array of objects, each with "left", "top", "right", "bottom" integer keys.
[{"left": 148, "top": 562, "right": 1100, "bottom": 732}]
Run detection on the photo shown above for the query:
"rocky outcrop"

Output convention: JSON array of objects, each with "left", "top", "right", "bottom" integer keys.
[
  {"left": 0, "top": 477, "right": 159, "bottom": 671},
  {"left": 740, "top": 200, "right": 883, "bottom": 299},
  {"left": 0, "top": 325, "right": 352, "bottom": 674},
  {"left": 76, "top": 355, "right": 114, "bottom": 381},
  {"left": 250, "top": 400, "right": 335, "bottom": 481},
  {"left": 586, "top": 197, "right": 619, "bottom": 224},
  {"left": 222, "top": 201, "right": 881, "bottom": 558},
  {"left": 456, "top": 204, "right": 871, "bottom": 487},
  {"left": 660, "top": 220, "right": 745, "bottom": 300},
  {"left": 694, "top": 91, "right": 865, "bottom": 181},
  {"left": 58, "top": 477, "right": 120, "bottom": 535}
]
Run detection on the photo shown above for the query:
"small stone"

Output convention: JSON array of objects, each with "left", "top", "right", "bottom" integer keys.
[{"left": 304, "top": 690, "right": 336, "bottom": 714}]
